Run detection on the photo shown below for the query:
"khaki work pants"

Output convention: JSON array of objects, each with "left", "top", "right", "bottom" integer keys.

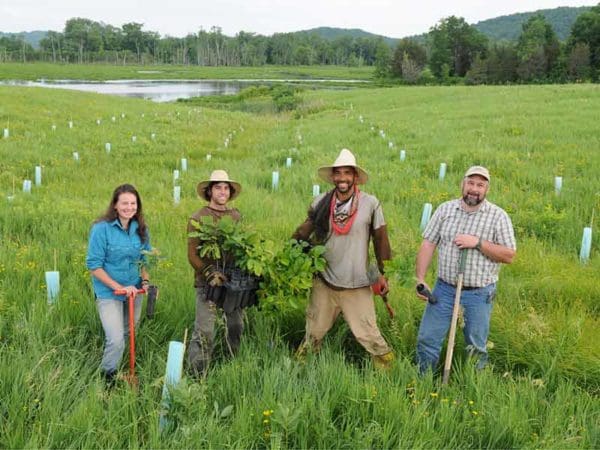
[{"left": 303, "top": 277, "right": 391, "bottom": 356}]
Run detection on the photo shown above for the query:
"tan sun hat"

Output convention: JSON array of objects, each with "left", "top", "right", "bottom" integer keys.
[
  {"left": 464, "top": 165, "right": 490, "bottom": 182},
  {"left": 196, "top": 170, "right": 242, "bottom": 201},
  {"left": 318, "top": 148, "right": 369, "bottom": 184}
]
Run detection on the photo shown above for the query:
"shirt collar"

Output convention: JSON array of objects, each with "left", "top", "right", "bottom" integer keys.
[
  {"left": 110, "top": 218, "right": 138, "bottom": 232},
  {"left": 454, "top": 198, "right": 490, "bottom": 213}
]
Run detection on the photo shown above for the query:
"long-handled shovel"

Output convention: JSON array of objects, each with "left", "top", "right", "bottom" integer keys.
[
  {"left": 442, "top": 250, "right": 467, "bottom": 385},
  {"left": 114, "top": 288, "right": 146, "bottom": 388}
]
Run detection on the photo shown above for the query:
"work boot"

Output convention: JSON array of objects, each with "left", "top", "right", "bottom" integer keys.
[
  {"left": 101, "top": 370, "right": 118, "bottom": 389},
  {"left": 372, "top": 351, "right": 395, "bottom": 370},
  {"left": 188, "top": 359, "right": 209, "bottom": 380}
]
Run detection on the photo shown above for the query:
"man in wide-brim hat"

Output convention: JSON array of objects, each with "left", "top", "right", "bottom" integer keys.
[
  {"left": 292, "top": 149, "right": 395, "bottom": 369},
  {"left": 187, "top": 169, "right": 244, "bottom": 377}
]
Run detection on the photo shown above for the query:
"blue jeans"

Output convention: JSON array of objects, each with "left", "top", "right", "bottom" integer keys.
[
  {"left": 96, "top": 296, "right": 143, "bottom": 373},
  {"left": 416, "top": 279, "right": 496, "bottom": 374}
]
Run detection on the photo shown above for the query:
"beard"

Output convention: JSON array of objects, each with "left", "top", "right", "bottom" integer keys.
[
  {"left": 335, "top": 180, "right": 354, "bottom": 194},
  {"left": 463, "top": 192, "right": 484, "bottom": 206}
]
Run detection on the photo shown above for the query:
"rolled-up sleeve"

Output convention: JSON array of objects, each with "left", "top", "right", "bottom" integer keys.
[
  {"left": 86, "top": 223, "right": 106, "bottom": 270},
  {"left": 422, "top": 207, "right": 442, "bottom": 244},
  {"left": 495, "top": 212, "right": 517, "bottom": 250}
]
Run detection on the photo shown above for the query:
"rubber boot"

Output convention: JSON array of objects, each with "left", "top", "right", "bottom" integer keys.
[
  {"left": 294, "top": 338, "right": 322, "bottom": 362},
  {"left": 372, "top": 351, "right": 395, "bottom": 370}
]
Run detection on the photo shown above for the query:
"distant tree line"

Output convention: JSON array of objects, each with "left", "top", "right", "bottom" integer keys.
[
  {"left": 0, "top": 18, "right": 389, "bottom": 67},
  {"left": 1, "top": 3, "right": 599, "bottom": 84}
]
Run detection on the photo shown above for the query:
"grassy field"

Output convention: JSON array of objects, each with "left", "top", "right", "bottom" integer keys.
[
  {"left": 0, "top": 81, "right": 598, "bottom": 448},
  {"left": 0, "top": 62, "right": 375, "bottom": 81}
]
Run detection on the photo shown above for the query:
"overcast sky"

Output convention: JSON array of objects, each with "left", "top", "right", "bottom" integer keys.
[{"left": 1, "top": 0, "right": 597, "bottom": 38}]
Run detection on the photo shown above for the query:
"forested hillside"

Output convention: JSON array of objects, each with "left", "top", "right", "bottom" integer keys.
[{"left": 474, "top": 6, "right": 591, "bottom": 41}]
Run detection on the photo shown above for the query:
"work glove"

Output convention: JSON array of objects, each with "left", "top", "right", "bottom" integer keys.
[{"left": 203, "top": 265, "right": 227, "bottom": 287}]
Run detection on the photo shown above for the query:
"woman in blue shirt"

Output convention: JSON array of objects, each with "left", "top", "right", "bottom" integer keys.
[{"left": 86, "top": 184, "right": 152, "bottom": 386}]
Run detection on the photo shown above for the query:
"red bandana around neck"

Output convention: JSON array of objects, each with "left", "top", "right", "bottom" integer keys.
[{"left": 330, "top": 185, "right": 360, "bottom": 235}]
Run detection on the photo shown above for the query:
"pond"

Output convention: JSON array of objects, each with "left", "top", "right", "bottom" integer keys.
[{"left": 2, "top": 78, "right": 366, "bottom": 102}]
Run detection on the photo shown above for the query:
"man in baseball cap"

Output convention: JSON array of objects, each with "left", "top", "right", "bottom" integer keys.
[{"left": 415, "top": 165, "right": 516, "bottom": 375}]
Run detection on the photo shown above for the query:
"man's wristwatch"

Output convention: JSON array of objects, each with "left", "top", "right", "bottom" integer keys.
[{"left": 475, "top": 237, "right": 483, "bottom": 251}]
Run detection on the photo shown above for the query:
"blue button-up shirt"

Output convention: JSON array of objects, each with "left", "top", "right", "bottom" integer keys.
[{"left": 86, "top": 219, "right": 151, "bottom": 301}]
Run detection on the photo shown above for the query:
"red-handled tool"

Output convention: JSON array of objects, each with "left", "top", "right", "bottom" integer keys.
[
  {"left": 114, "top": 288, "right": 146, "bottom": 387},
  {"left": 367, "top": 264, "right": 395, "bottom": 319}
]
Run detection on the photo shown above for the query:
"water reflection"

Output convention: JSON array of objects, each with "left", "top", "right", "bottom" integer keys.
[
  {"left": 3, "top": 78, "right": 364, "bottom": 102},
  {"left": 3, "top": 79, "right": 246, "bottom": 102}
]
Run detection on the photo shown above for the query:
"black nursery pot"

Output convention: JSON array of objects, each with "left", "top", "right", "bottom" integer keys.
[{"left": 146, "top": 285, "right": 159, "bottom": 319}]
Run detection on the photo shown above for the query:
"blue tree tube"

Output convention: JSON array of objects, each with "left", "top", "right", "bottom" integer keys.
[
  {"left": 3, "top": 128, "right": 8, "bottom": 138},
  {"left": 132, "top": 135, "right": 137, "bottom": 143},
  {"left": 286, "top": 157, "right": 292, "bottom": 168},
  {"left": 105, "top": 143, "right": 111, "bottom": 153},
  {"left": 439, "top": 163, "right": 447, "bottom": 181},
  {"left": 173, "top": 186, "right": 181, "bottom": 205},
  {"left": 45, "top": 271, "right": 60, "bottom": 304},
  {"left": 400, "top": 150, "right": 406, "bottom": 161},
  {"left": 555, "top": 176, "right": 562, "bottom": 195},
  {"left": 35, "top": 166, "right": 42, "bottom": 186},
  {"left": 272, "top": 171, "right": 279, "bottom": 190},
  {"left": 173, "top": 169, "right": 180, "bottom": 182},
  {"left": 181, "top": 158, "right": 187, "bottom": 171},
  {"left": 580, "top": 227, "right": 592, "bottom": 263},
  {"left": 68, "top": 121, "right": 73, "bottom": 129},
  {"left": 312, "top": 184, "right": 320, "bottom": 197},
  {"left": 420, "top": 203, "right": 433, "bottom": 232},
  {"left": 159, "top": 341, "right": 185, "bottom": 432},
  {"left": 23, "top": 180, "right": 32, "bottom": 193},
  {"left": 73, "top": 152, "right": 79, "bottom": 161}
]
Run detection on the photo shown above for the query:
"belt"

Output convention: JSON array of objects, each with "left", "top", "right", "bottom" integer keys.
[{"left": 439, "top": 278, "right": 481, "bottom": 290}]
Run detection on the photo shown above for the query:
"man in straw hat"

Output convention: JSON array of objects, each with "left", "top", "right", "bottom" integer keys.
[
  {"left": 415, "top": 165, "right": 516, "bottom": 374},
  {"left": 292, "top": 149, "right": 395, "bottom": 369},
  {"left": 187, "top": 170, "right": 243, "bottom": 376}
]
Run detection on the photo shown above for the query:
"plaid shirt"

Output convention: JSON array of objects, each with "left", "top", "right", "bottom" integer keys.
[{"left": 423, "top": 199, "right": 516, "bottom": 287}]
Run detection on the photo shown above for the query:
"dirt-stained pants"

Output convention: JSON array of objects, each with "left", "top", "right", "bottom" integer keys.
[
  {"left": 187, "top": 285, "right": 244, "bottom": 375},
  {"left": 302, "top": 277, "right": 391, "bottom": 356}
]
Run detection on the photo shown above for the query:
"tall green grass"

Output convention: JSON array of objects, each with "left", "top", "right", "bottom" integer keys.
[{"left": 0, "top": 83, "right": 598, "bottom": 448}]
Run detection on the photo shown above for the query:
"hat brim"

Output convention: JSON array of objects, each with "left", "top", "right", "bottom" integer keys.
[
  {"left": 196, "top": 180, "right": 242, "bottom": 201},
  {"left": 318, "top": 165, "right": 368, "bottom": 185}
]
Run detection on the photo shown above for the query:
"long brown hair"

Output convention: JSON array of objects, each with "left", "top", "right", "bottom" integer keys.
[{"left": 96, "top": 184, "right": 148, "bottom": 242}]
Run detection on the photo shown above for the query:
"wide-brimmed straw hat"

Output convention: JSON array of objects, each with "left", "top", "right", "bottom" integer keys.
[
  {"left": 196, "top": 170, "right": 242, "bottom": 201},
  {"left": 318, "top": 148, "right": 369, "bottom": 184}
]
